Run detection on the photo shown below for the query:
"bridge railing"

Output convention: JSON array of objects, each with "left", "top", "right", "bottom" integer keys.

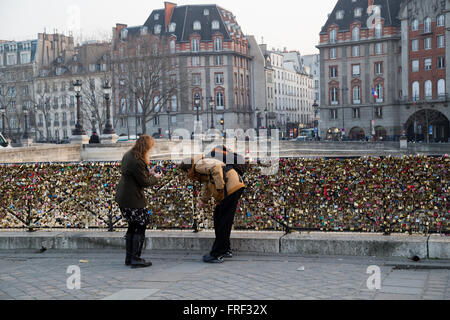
[{"left": 0, "top": 156, "right": 448, "bottom": 235}]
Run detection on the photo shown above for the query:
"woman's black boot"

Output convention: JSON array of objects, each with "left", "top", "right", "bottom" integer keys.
[
  {"left": 125, "top": 233, "right": 133, "bottom": 266},
  {"left": 131, "top": 234, "right": 152, "bottom": 268}
]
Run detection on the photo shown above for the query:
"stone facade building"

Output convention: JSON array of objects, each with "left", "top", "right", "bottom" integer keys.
[
  {"left": 399, "top": 0, "right": 449, "bottom": 142},
  {"left": 112, "top": 2, "right": 254, "bottom": 138},
  {"left": 318, "top": 0, "right": 449, "bottom": 142},
  {"left": 34, "top": 41, "right": 111, "bottom": 142},
  {"left": 260, "top": 48, "right": 314, "bottom": 138},
  {"left": 302, "top": 54, "right": 321, "bottom": 104},
  {"left": 0, "top": 33, "right": 74, "bottom": 144}
]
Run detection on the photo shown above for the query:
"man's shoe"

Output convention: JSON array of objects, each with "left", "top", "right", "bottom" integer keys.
[
  {"left": 222, "top": 250, "right": 233, "bottom": 258},
  {"left": 203, "top": 254, "right": 224, "bottom": 263}
]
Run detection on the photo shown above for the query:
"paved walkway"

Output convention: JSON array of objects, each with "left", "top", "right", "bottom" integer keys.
[{"left": 0, "top": 250, "right": 448, "bottom": 300}]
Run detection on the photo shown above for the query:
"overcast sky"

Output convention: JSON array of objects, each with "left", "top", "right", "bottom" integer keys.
[{"left": 0, "top": 0, "right": 337, "bottom": 55}]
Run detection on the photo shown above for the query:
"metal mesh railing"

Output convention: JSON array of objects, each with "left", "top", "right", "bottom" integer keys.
[{"left": 0, "top": 156, "right": 448, "bottom": 235}]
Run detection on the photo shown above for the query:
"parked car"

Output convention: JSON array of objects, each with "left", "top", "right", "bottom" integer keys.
[
  {"left": 294, "top": 136, "right": 307, "bottom": 142},
  {"left": 117, "top": 135, "right": 138, "bottom": 142}
]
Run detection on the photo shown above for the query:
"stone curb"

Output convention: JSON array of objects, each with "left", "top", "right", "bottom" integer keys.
[{"left": 0, "top": 231, "right": 448, "bottom": 259}]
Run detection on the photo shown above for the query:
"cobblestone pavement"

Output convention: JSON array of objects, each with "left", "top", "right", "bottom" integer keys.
[{"left": 0, "top": 250, "right": 449, "bottom": 300}]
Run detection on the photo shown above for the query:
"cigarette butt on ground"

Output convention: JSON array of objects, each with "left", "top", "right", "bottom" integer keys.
[{"left": 79, "top": 260, "right": 89, "bottom": 263}]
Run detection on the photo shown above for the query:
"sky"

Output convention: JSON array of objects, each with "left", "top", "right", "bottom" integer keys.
[{"left": 0, "top": 0, "right": 337, "bottom": 55}]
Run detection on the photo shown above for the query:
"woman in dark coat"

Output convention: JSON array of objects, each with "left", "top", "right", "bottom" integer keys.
[{"left": 115, "top": 135, "right": 162, "bottom": 268}]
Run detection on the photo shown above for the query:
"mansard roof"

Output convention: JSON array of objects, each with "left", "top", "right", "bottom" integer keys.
[
  {"left": 143, "top": 4, "right": 237, "bottom": 42},
  {"left": 320, "top": 0, "right": 403, "bottom": 34}
]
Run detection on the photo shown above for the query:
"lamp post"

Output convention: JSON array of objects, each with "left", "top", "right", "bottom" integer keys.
[
  {"left": 102, "top": 79, "right": 115, "bottom": 135},
  {"left": 1, "top": 106, "right": 5, "bottom": 136},
  {"left": 265, "top": 107, "right": 268, "bottom": 130},
  {"left": 340, "top": 87, "right": 349, "bottom": 140},
  {"left": 209, "top": 97, "right": 215, "bottom": 129},
  {"left": 287, "top": 116, "right": 290, "bottom": 139},
  {"left": 194, "top": 93, "right": 201, "bottom": 122},
  {"left": 72, "top": 80, "right": 86, "bottom": 135},
  {"left": 166, "top": 106, "right": 171, "bottom": 140},
  {"left": 22, "top": 106, "right": 29, "bottom": 139},
  {"left": 312, "top": 100, "right": 319, "bottom": 141}
]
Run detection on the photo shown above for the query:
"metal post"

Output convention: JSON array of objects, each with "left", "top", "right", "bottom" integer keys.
[
  {"left": 72, "top": 85, "right": 86, "bottom": 135},
  {"left": 1, "top": 110, "right": 5, "bottom": 135},
  {"left": 167, "top": 109, "right": 171, "bottom": 140},
  {"left": 103, "top": 93, "right": 115, "bottom": 134},
  {"left": 22, "top": 110, "right": 29, "bottom": 139},
  {"left": 210, "top": 103, "right": 215, "bottom": 129}
]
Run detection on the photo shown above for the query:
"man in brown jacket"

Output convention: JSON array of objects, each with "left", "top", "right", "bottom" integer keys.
[{"left": 181, "top": 154, "right": 245, "bottom": 263}]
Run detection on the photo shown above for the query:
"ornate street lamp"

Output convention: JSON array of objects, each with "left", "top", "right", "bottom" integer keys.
[
  {"left": 166, "top": 105, "right": 171, "bottom": 140},
  {"left": 265, "top": 107, "right": 268, "bottom": 130},
  {"left": 209, "top": 97, "right": 215, "bottom": 129},
  {"left": 194, "top": 93, "right": 201, "bottom": 122},
  {"left": 312, "top": 100, "right": 319, "bottom": 141},
  {"left": 22, "top": 105, "right": 29, "bottom": 139},
  {"left": 0, "top": 106, "right": 6, "bottom": 136},
  {"left": 102, "top": 79, "right": 115, "bottom": 135},
  {"left": 72, "top": 79, "right": 86, "bottom": 135}
]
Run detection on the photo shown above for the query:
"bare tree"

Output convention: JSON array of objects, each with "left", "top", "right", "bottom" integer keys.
[
  {"left": 115, "top": 35, "right": 186, "bottom": 135},
  {"left": 0, "top": 85, "right": 24, "bottom": 142},
  {"left": 0, "top": 85, "right": 13, "bottom": 138},
  {"left": 81, "top": 76, "right": 108, "bottom": 134},
  {"left": 27, "top": 80, "right": 54, "bottom": 142}
]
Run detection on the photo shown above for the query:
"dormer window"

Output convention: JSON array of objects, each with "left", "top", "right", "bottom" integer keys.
[
  {"left": 352, "top": 26, "right": 360, "bottom": 41},
  {"left": 329, "top": 29, "right": 337, "bottom": 43},
  {"left": 204, "top": 9, "right": 209, "bottom": 16},
  {"left": 191, "top": 38, "right": 199, "bottom": 52},
  {"left": 424, "top": 17, "right": 431, "bottom": 33},
  {"left": 411, "top": 19, "right": 419, "bottom": 31},
  {"left": 437, "top": 15, "right": 444, "bottom": 27},
  {"left": 214, "top": 37, "right": 222, "bottom": 51},
  {"left": 354, "top": 8, "right": 362, "bottom": 17},
  {"left": 154, "top": 24, "right": 161, "bottom": 34},
  {"left": 193, "top": 21, "right": 201, "bottom": 31},
  {"left": 336, "top": 10, "right": 344, "bottom": 20},
  {"left": 121, "top": 29, "right": 128, "bottom": 39},
  {"left": 154, "top": 13, "right": 159, "bottom": 20},
  {"left": 169, "top": 22, "right": 176, "bottom": 33},
  {"left": 375, "top": 24, "right": 382, "bottom": 38},
  {"left": 212, "top": 20, "right": 220, "bottom": 30},
  {"left": 22, "top": 42, "right": 31, "bottom": 50}
]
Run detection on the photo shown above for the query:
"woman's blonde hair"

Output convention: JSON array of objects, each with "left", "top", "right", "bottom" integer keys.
[{"left": 131, "top": 135, "right": 154, "bottom": 165}]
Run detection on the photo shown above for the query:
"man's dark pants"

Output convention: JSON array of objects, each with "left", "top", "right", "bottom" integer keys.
[{"left": 210, "top": 188, "right": 244, "bottom": 258}]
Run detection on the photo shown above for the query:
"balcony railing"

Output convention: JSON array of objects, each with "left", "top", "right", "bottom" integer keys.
[{"left": 399, "top": 94, "right": 449, "bottom": 104}]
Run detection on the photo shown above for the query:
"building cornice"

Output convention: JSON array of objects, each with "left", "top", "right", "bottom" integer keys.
[{"left": 317, "top": 36, "right": 401, "bottom": 49}]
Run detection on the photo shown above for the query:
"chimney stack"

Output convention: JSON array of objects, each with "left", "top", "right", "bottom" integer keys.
[{"left": 165, "top": 2, "right": 177, "bottom": 31}]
